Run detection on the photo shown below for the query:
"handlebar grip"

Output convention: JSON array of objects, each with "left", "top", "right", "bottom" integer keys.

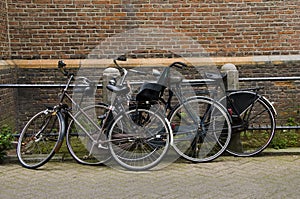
[
  {"left": 57, "top": 60, "right": 69, "bottom": 76},
  {"left": 169, "top": 62, "right": 188, "bottom": 69},
  {"left": 58, "top": 60, "right": 66, "bottom": 68},
  {"left": 115, "top": 55, "right": 127, "bottom": 61}
]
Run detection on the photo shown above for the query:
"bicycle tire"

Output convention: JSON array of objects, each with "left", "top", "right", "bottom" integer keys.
[
  {"left": 17, "top": 109, "right": 64, "bottom": 169},
  {"left": 168, "top": 96, "right": 232, "bottom": 163},
  {"left": 223, "top": 92, "right": 276, "bottom": 157},
  {"left": 66, "top": 103, "right": 112, "bottom": 165},
  {"left": 108, "top": 108, "right": 171, "bottom": 171}
]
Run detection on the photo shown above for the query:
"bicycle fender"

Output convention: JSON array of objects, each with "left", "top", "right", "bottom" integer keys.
[
  {"left": 261, "top": 96, "right": 277, "bottom": 117},
  {"left": 227, "top": 90, "right": 277, "bottom": 117},
  {"left": 54, "top": 111, "right": 66, "bottom": 153},
  {"left": 164, "top": 117, "right": 173, "bottom": 146}
]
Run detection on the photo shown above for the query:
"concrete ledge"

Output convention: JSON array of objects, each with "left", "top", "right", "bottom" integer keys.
[
  {"left": 0, "top": 60, "right": 14, "bottom": 69},
  {"left": 1, "top": 55, "right": 300, "bottom": 69},
  {"left": 262, "top": 147, "right": 300, "bottom": 156}
]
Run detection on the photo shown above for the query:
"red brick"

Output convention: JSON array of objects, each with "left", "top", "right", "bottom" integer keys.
[{"left": 0, "top": 0, "right": 299, "bottom": 59}]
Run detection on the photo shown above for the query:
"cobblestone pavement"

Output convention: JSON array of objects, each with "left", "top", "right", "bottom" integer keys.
[{"left": 1, "top": 151, "right": 300, "bottom": 199}]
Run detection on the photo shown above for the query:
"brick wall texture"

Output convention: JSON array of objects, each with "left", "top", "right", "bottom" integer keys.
[
  {"left": 0, "top": 0, "right": 299, "bottom": 59},
  {"left": 0, "top": 0, "right": 9, "bottom": 59},
  {"left": 0, "top": 0, "right": 300, "bottom": 131},
  {"left": 0, "top": 64, "right": 17, "bottom": 128}
]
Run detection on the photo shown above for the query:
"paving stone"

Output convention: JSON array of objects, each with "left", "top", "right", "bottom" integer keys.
[{"left": 1, "top": 153, "right": 300, "bottom": 199}]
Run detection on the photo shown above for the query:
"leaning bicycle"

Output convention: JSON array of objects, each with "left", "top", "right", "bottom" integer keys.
[
  {"left": 205, "top": 72, "right": 277, "bottom": 157},
  {"left": 17, "top": 61, "right": 111, "bottom": 168},
  {"left": 105, "top": 57, "right": 171, "bottom": 171},
  {"left": 123, "top": 60, "right": 232, "bottom": 163},
  {"left": 17, "top": 60, "right": 171, "bottom": 171}
]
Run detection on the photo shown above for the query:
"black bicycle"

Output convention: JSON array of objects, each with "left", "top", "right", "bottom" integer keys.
[
  {"left": 124, "top": 60, "right": 232, "bottom": 163},
  {"left": 205, "top": 72, "right": 277, "bottom": 156}
]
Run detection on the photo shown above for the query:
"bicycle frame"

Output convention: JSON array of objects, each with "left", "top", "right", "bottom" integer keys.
[
  {"left": 53, "top": 62, "right": 115, "bottom": 154},
  {"left": 56, "top": 58, "right": 156, "bottom": 154},
  {"left": 207, "top": 73, "right": 277, "bottom": 132}
]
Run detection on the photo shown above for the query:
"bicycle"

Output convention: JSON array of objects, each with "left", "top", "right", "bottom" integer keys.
[
  {"left": 104, "top": 57, "right": 171, "bottom": 171},
  {"left": 205, "top": 72, "right": 277, "bottom": 156},
  {"left": 125, "top": 60, "right": 232, "bottom": 163},
  {"left": 17, "top": 61, "right": 111, "bottom": 168},
  {"left": 17, "top": 60, "right": 171, "bottom": 171}
]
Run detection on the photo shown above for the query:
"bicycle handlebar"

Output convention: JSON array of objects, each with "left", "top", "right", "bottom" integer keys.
[
  {"left": 169, "top": 62, "right": 188, "bottom": 69},
  {"left": 57, "top": 60, "right": 95, "bottom": 87},
  {"left": 58, "top": 60, "right": 68, "bottom": 76},
  {"left": 57, "top": 60, "right": 76, "bottom": 78}
]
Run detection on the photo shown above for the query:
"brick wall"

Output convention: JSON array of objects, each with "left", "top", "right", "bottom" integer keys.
[
  {"left": 15, "top": 61, "right": 106, "bottom": 131},
  {"left": 238, "top": 60, "right": 300, "bottom": 125},
  {"left": 16, "top": 67, "right": 73, "bottom": 129},
  {"left": 0, "top": 61, "right": 17, "bottom": 129},
  {"left": 0, "top": 0, "right": 9, "bottom": 59},
  {"left": 2, "top": 0, "right": 300, "bottom": 59}
]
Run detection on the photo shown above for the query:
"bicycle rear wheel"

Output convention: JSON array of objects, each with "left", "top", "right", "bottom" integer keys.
[
  {"left": 17, "top": 109, "right": 64, "bottom": 169},
  {"left": 66, "top": 104, "right": 112, "bottom": 165},
  {"left": 168, "top": 96, "right": 231, "bottom": 163},
  {"left": 225, "top": 93, "right": 276, "bottom": 156},
  {"left": 108, "top": 108, "right": 170, "bottom": 171}
]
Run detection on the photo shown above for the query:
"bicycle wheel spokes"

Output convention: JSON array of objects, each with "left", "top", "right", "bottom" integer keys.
[
  {"left": 227, "top": 98, "right": 275, "bottom": 156},
  {"left": 169, "top": 97, "right": 231, "bottom": 162},
  {"left": 67, "top": 104, "right": 111, "bottom": 165},
  {"left": 108, "top": 109, "right": 170, "bottom": 171},
  {"left": 17, "top": 110, "right": 62, "bottom": 169}
]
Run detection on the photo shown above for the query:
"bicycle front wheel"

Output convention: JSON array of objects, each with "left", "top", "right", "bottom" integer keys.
[
  {"left": 17, "top": 109, "right": 63, "bottom": 169},
  {"left": 168, "top": 96, "right": 231, "bottom": 163},
  {"left": 225, "top": 94, "right": 276, "bottom": 157},
  {"left": 67, "top": 103, "right": 112, "bottom": 165},
  {"left": 108, "top": 108, "right": 170, "bottom": 171}
]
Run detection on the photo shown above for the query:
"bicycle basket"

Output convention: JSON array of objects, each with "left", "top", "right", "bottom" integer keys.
[
  {"left": 136, "top": 82, "right": 165, "bottom": 102},
  {"left": 73, "top": 82, "right": 95, "bottom": 97}
]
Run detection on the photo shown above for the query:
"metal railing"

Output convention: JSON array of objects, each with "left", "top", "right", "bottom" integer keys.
[
  {"left": 240, "top": 76, "right": 300, "bottom": 82},
  {"left": 0, "top": 83, "right": 103, "bottom": 88},
  {"left": 242, "top": 76, "right": 300, "bottom": 130},
  {"left": 1, "top": 76, "right": 300, "bottom": 130}
]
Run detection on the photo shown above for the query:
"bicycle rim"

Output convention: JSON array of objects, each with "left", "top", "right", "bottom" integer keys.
[
  {"left": 226, "top": 97, "right": 276, "bottom": 156},
  {"left": 169, "top": 97, "right": 231, "bottom": 162},
  {"left": 108, "top": 108, "right": 170, "bottom": 171},
  {"left": 67, "top": 104, "right": 111, "bottom": 165},
  {"left": 17, "top": 109, "right": 63, "bottom": 169}
]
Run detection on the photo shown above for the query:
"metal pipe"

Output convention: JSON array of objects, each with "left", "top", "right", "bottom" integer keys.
[
  {"left": 1, "top": 76, "right": 300, "bottom": 88},
  {"left": 240, "top": 76, "right": 300, "bottom": 82},
  {"left": 0, "top": 84, "right": 103, "bottom": 88}
]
